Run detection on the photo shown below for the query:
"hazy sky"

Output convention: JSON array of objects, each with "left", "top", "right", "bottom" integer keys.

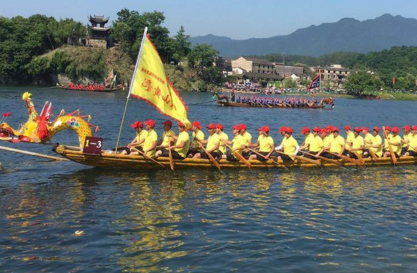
[{"left": 1, "top": 0, "right": 417, "bottom": 39}]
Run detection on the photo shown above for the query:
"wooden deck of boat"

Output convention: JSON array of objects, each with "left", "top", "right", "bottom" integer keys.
[{"left": 54, "top": 145, "right": 417, "bottom": 170}]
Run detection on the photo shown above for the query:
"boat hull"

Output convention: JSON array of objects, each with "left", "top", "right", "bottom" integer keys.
[
  {"left": 54, "top": 145, "right": 417, "bottom": 170},
  {"left": 216, "top": 101, "right": 327, "bottom": 109}
]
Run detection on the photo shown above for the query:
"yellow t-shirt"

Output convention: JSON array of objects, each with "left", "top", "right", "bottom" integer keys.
[
  {"left": 364, "top": 133, "right": 373, "bottom": 146},
  {"left": 330, "top": 135, "right": 345, "bottom": 154},
  {"left": 161, "top": 129, "right": 176, "bottom": 147},
  {"left": 174, "top": 131, "right": 190, "bottom": 158},
  {"left": 206, "top": 133, "right": 220, "bottom": 152},
  {"left": 304, "top": 133, "right": 314, "bottom": 146},
  {"left": 191, "top": 130, "right": 205, "bottom": 149},
  {"left": 241, "top": 132, "right": 252, "bottom": 146},
  {"left": 323, "top": 135, "right": 332, "bottom": 149},
  {"left": 217, "top": 131, "right": 229, "bottom": 154},
  {"left": 346, "top": 131, "right": 354, "bottom": 146},
  {"left": 407, "top": 134, "right": 417, "bottom": 152},
  {"left": 258, "top": 135, "right": 274, "bottom": 153},
  {"left": 371, "top": 135, "right": 383, "bottom": 157},
  {"left": 281, "top": 136, "right": 299, "bottom": 155},
  {"left": 403, "top": 133, "right": 412, "bottom": 149},
  {"left": 134, "top": 130, "right": 148, "bottom": 147},
  {"left": 309, "top": 135, "right": 323, "bottom": 152},
  {"left": 389, "top": 135, "right": 402, "bottom": 154},
  {"left": 352, "top": 135, "right": 364, "bottom": 155},
  {"left": 143, "top": 130, "right": 158, "bottom": 157},
  {"left": 383, "top": 134, "right": 392, "bottom": 150},
  {"left": 232, "top": 135, "right": 243, "bottom": 154}
]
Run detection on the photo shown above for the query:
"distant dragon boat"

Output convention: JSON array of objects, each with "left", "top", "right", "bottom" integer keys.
[
  {"left": 214, "top": 93, "right": 335, "bottom": 109},
  {"left": 53, "top": 144, "right": 416, "bottom": 170},
  {"left": 57, "top": 84, "right": 121, "bottom": 93}
]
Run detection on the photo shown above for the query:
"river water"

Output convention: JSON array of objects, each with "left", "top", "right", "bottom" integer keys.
[{"left": 1, "top": 86, "right": 417, "bottom": 272}]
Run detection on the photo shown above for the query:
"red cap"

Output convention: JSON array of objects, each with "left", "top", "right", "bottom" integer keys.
[
  {"left": 131, "top": 121, "right": 143, "bottom": 129},
  {"left": 206, "top": 123, "right": 217, "bottom": 130},
  {"left": 232, "top": 124, "right": 241, "bottom": 130},
  {"left": 163, "top": 120, "right": 173, "bottom": 126},
  {"left": 192, "top": 121, "right": 202, "bottom": 129},
  {"left": 362, "top": 126, "right": 369, "bottom": 132},
  {"left": 144, "top": 119, "right": 155, "bottom": 128},
  {"left": 258, "top": 125, "right": 270, "bottom": 132},
  {"left": 320, "top": 128, "right": 328, "bottom": 134},
  {"left": 313, "top": 127, "right": 321, "bottom": 132},
  {"left": 286, "top": 127, "right": 293, "bottom": 134},
  {"left": 344, "top": 125, "right": 352, "bottom": 131},
  {"left": 300, "top": 127, "right": 310, "bottom": 134},
  {"left": 392, "top": 127, "right": 400, "bottom": 134},
  {"left": 354, "top": 127, "right": 361, "bottom": 133},
  {"left": 178, "top": 122, "right": 185, "bottom": 127},
  {"left": 332, "top": 127, "right": 339, "bottom": 132},
  {"left": 411, "top": 125, "right": 417, "bottom": 131},
  {"left": 240, "top": 124, "right": 247, "bottom": 130},
  {"left": 327, "top": 125, "right": 333, "bottom": 130},
  {"left": 385, "top": 126, "right": 392, "bottom": 132},
  {"left": 373, "top": 126, "right": 380, "bottom": 132},
  {"left": 279, "top": 126, "right": 287, "bottom": 133},
  {"left": 216, "top": 123, "right": 224, "bottom": 130},
  {"left": 403, "top": 125, "right": 411, "bottom": 131}
]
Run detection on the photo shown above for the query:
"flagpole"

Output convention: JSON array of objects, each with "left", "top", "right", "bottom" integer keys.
[{"left": 115, "top": 27, "right": 148, "bottom": 151}]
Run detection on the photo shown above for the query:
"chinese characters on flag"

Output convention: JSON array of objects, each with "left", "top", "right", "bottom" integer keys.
[{"left": 131, "top": 35, "right": 191, "bottom": 129}]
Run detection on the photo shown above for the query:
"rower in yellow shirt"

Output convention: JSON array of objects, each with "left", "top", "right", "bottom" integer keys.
[
  {"left": 248, "top": 125, "right": 274, "bottom": 161},
  {"left": 401, "top": 125, "right": 412, "bottom": 156},
  {"left": 240, "top": 124, "right": 252, "bottom": 159},
  {"left": 222, "top": 124, "right": 245, "bottom": 161},
  {"left": 275, "top": 127, "right": 299, "bottom": 161},
  {"left": 382, "top": 126, "right": 393, "bottom": 154},
  {"left": 300, "top": 127, "right": 323, "bottom": 159},
  {"left": 317, "top": 126, "right": 345, "bottom": 159},
  {"left": 402, "top": 125, "right": 417, "bottom": 157},
  {"left": 138, "top": 119, "right": 158, "bottom": 157},
  {"left": 216, "top": 123, "right": 229, "bottom": 155},
  {"left": 383, "top": 127, "right": 402, "bottom": 158},
  {"left": 346, "top": 127, "right": 364, "bottom": 159},
  {"left": 155, "top": 121, "right": 190, "bottom": 159},
  {"left": 122, "top": 121, "right": 148, "bottom": 154},
  {"left": 193, "top": 123, "right": 221, "bottom": 160},
  {"left": 345, "top": 125, "right": 354, "bottom": 149},
  {"left": 187, "top": 121, "right": 205, "bottom": 158},
  {"left": 156, "top": 120, "right": 176, "bottom": 150},
  {"left": 365, "top": 126, "right": 383, "bottom": 158}
]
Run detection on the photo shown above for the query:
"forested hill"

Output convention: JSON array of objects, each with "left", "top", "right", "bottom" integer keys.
[{"left": 190, "top": 14, "right": 417, "bottom": 57}]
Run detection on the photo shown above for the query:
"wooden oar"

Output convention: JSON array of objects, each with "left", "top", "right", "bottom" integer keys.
[
  {"left": 275, "top": 150, "right": 320, "bottom": 166},
  {"left": 131, "top": 147, "right": 169, "bottom": 170},
  {"left": 303, "top": 151, "right": 342, "bottom": 165},
  {"left": 351, "top": 150, "right": 365, "bottom": 165},
  {"left": 198, "top": 143, "right": 221, "bottom": 171},
  {"left": 221, "top": 140, "right": 251, "bottom": 169},
  {"left": 326, "top": 151, "right": 363, "bottom": 167},
  {"left": 0, "top": 145, "right": 69, "bottom": 161},
  {"left": 167, "top": 147, "right": 174, "bottom": 171},
  {"left": 247, "top": 148, "right": 284, "bottom": 167},
  {"left": 364, "top": 145, "right": 378, "bottom": 162},
  {"left": 382, "top": 126, "right": 397, "bottom": 164}
]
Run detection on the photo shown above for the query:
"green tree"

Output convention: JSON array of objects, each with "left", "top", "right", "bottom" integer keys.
[
  {"left": 344, "top": 71, "right": 382, "bottom": 96},
  {"left": 171, "top": 26, "right": 191, "bottom": 64},
  {"left": 112, "top": 9, "right": 171, "bottom": 61}
]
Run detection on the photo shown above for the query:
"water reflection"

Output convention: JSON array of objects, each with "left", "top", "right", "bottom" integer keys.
[{"left": 2, "top": 166, "right": 417, "bottom": 271}]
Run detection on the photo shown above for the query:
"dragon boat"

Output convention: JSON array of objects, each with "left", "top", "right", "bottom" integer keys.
[
  {"left": 214, "top": 94, "right": 335, "bottom": 109},
  {"left": 57, "top": 85, "right": 121, "bottom": 93},
  {"left": 53, "top": 144, "right": 417, "bottom": 170}
]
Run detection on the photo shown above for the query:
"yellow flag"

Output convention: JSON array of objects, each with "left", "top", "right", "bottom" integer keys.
[{"left": 131, "top": 35, "right": 191, "bottom": 128}]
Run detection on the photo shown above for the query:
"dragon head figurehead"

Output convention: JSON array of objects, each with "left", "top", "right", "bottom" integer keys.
[{"left": 0, "top": 92, "right": 98, "bottom": 147}]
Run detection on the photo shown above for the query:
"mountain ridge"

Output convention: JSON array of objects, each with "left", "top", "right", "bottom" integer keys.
[{"left": 190, "top": 14, "right": 417, "bottom": 57}]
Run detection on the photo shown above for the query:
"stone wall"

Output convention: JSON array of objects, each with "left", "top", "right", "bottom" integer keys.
[{"left": 87, "top": 39, "right": 107, "bottom": 49}]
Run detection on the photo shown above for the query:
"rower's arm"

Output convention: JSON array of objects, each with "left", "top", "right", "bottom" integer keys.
[{"left": 169, "top": 140, "right": 185, "bottom": 150}]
